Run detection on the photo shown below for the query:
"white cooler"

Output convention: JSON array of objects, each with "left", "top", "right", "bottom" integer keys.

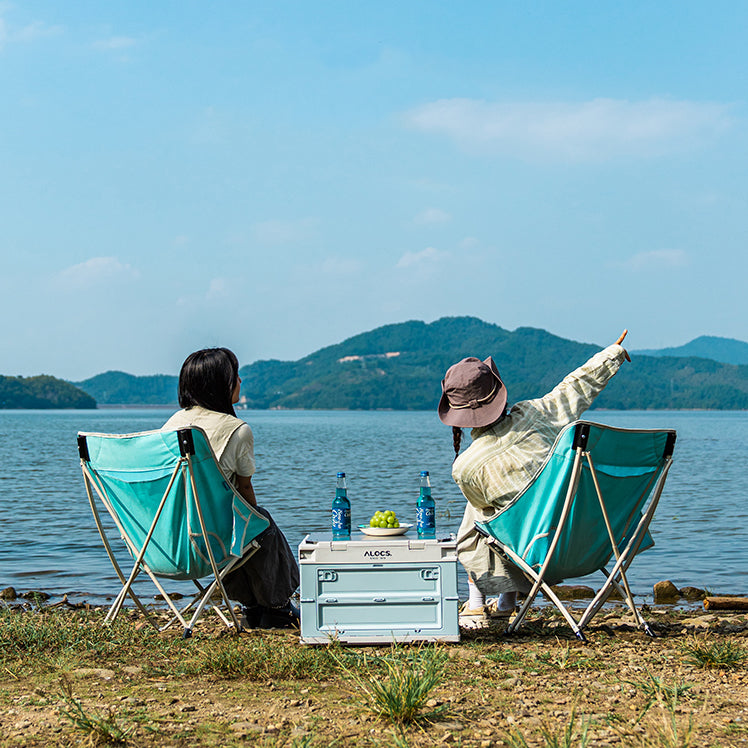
[{"left": 298, "top": 532, "right": 460, "bottom": 645}]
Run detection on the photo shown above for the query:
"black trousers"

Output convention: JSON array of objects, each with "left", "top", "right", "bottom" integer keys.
[{"left": 222, "top": 506, "right": 300, "bottom": 608}]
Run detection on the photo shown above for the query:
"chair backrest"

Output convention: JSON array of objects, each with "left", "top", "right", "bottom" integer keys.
[
  {"left": 475, "top": 420, "right": 676, "bottom": 584},
  {"left": 78, "top": 427, "right": 270, "bottom": 580}
]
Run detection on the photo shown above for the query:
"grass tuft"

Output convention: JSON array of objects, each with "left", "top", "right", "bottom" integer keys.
[
  {"left": 623, "top": 670, "right": 693, "bottom": 720},
  {"left": 505, "top": 705, "right": 590, "bottom": 747},
  {"left": 187, "top": 634, "right": 340, "bottom": 680},
  {"left": 537, "top": 642, "right": 598, "bottom": 671},
  {"left": 337, "top": 643, "right": 448, "bottom": 725},
  {"left": 632, "top": 694, "right": 694, "bottom": 748},
  {"left": 679, "top": 635, "right": 747, "bottom": 669},
  {"left": 0, "top": 607, "right": 185, "bottom": 673},
  {"left": 57, "top": 674, "right": 133, "bottom": 745}
]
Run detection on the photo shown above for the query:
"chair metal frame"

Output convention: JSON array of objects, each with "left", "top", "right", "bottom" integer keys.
[
  {"left": 475, "top": 421, "right": 676, "bottom": 641},
  {"left": 78, "top": 427, "right": 266, "bottom": 637}
]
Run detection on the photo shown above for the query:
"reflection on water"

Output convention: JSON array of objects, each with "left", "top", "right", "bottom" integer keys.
[{"left": 0, "top": 409, "right": 746, "bottom": 603}]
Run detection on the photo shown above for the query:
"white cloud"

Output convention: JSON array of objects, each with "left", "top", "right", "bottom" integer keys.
[
  {"left": 55, "top": 256, "right": 139, "bottom": 289},
  {"left": 396, "top": 246, "right": 448, "bottom": 269},
  {"left": 92, "top": 36, "right": 137, "bottom": 51},
  {"left": 252, "top": 218, "right": 318, "bottom": 245},
  {"left": 620, "top": 249, "right": 689, "bottom": 272},
  {"left": 404, "top": 97, "right": 734, "bottom": 161},
  {"left": 413, "top": 207, "right": 451, "bottom": 225},
  {"left": 0, "top": 14, "right": 62, "bottom": 48}
]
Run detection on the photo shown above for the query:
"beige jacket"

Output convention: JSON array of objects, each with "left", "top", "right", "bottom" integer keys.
[
  {"left": 452, "top": 344, "right": 627, "bottom": 595},
  {"left": 162, "top": 406, "right": 255, "bottom": 482}
]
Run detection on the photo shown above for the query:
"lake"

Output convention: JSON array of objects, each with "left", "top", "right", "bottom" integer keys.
[{"left": 0, "top": 409, "right": 746, "bottom": 605}]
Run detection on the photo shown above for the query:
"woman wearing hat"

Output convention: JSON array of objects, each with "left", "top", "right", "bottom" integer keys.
[{"left": 438, "top": 331, "right": 630, "bottom": 628}]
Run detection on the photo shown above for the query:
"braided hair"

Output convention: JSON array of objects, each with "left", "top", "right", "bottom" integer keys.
[
  {"left": 452, "top": 426, "right": 462, "bottom": 461},
  {"left": 450, "top": 409, "right": 509, "bottom": 461}
]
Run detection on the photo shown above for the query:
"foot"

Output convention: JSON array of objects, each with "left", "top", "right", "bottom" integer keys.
[
  {"left": 241, "top": 605, "right": 263, "bottom": 629},
  {"left": 458, "top": 602, "right": 489, "bottom": 630},
  {"left": 486, "top": 591, "right": 519, "bottom": 618},
  {"left": 258, "top": 601, "right": 300, "bottom": 629},
  {"left": 485, "top": 598, "right": 515, "bottom": 618}
]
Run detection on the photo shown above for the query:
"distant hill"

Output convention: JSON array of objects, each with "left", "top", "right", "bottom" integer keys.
[
  {"left": 0, "top": 375, "right": 96, "bottom": 409},
  {"left": 73, "top": 371, "right": 178, "bottom": 406},
  {"left": 67, "top": 318, "right": 748, "bottom": 410},
  {"left": 238, "top": 317, "right": 748, "bottom": 410},
  {"left": 633, "top": 336, "right": 748, "bottom": 366}
]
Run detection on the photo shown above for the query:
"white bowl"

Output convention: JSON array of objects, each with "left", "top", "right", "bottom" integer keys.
[{"left": 358, "top": 523, "right": 413, "bottom": 537}]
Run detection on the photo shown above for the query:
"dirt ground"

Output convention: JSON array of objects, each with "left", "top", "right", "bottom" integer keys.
[{"left": 1, "top": 605, "right": 747, "bottom": 747}]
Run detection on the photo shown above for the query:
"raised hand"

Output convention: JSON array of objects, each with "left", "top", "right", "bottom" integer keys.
[{"left": 615, "top": 329, "right": 631, "bottom": 362}]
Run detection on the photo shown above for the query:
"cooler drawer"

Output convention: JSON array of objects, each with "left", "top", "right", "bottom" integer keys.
[{"left": 299, "top": 561, "right": 459, "bottom": 644}]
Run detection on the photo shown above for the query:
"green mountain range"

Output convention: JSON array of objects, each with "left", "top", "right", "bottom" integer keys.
[
  {"left": 632, "top": 336, "right": 748, "bottom": 366},
  {"left": 69, "top": 316, "right": 748, "bottom": 410},
  {"left": 71, "top": 371, "right": 178, "bottom": 407},
  {"left": 0, "top": 375, "right": 96, "bottom": 409}
]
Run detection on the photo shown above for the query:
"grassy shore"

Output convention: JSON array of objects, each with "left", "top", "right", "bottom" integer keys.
[{"left": 1, "top": 603, "right": 747, "bottom": 747}]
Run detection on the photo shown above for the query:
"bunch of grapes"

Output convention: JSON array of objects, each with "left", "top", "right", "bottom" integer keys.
[{"left": 369, "top": 510, "right": 399, "bottom": 528}]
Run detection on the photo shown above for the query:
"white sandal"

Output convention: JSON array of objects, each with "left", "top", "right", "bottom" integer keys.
[{"left": 458, "top": 602, "right": 489, "bottom": 630}]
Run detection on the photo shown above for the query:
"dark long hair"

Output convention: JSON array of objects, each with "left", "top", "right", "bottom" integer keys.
[{"left": 178, "top": 347, "right": 239, "bottom": 416}]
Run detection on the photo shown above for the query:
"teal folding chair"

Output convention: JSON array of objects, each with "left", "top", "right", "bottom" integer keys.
[
  {"left": 475, "top": 421, "right": 676, "bottom": 640},
  {"left": 78, "top": 427, "right": 270, "bottom": 637}
]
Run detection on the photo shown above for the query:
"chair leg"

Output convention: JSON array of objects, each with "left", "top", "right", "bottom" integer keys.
[{"left": 537, "top": 582, "right": 586, "bottom": 640}]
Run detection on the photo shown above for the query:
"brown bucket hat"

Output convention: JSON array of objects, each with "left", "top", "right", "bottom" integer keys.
[{"left": 438, "top": 356, "right": 507, "bottom": 428}]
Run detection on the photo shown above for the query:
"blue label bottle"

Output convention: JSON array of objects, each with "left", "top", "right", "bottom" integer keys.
[
  {"left": 331, "top": 471, "right": 351, "bottom": 539},
  {"left": 416, "top": 470, "right": 436, "bottom": 538}
]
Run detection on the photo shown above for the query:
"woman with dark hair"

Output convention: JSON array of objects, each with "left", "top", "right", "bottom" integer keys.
[
  {"left": 163, "top": 347, "right": 300, "bottom": 629},
  {"left": 438, "top": 331, "right": 630, "bottom": 629}
]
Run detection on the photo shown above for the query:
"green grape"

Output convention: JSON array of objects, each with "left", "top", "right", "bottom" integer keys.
[{"left": 368, "top": 509, "right": 402, "bottom": 530}]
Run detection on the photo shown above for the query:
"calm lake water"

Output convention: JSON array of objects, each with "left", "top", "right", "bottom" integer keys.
[{"left": 0, "top": 409, "right": 746, "bottom": 605}]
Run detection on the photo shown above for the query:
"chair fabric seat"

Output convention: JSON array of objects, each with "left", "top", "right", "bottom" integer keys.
[
  {"left": 86, "top": 429, "right": 267, "bottom": 579},
  {"left": 474, "top": 420, "right": 676, "bottom": 638},
  {"left": 79, "top": 426, "right": 270, "bottom": 633}
]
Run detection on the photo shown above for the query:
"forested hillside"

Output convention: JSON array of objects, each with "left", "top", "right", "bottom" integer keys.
[
  {"left": 63, "top": 317, "right": 748, "bottom": 410},
  {"left": 72, "top": 371, "right": 178, "bottom": 406},
  {"left": 633, "top": 335, "right": 748, "bottom": 365},
  {"left": 0, "top": 375, "right": 96, "bottom": 409},
  {"left": 239, "top": 317, "right": 748, "bottom": 410}
]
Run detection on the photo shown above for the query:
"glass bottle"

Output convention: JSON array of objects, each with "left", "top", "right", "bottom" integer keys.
[
  {"left": 331, "top": 471, "right": 351, "bottom": 539},
  {"left": 416, "top": 470, "right": 436, "bottom": 538}
]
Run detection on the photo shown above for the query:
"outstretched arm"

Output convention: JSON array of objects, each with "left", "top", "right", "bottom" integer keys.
[{"left": 533, "top": 330, "right": 630, "bottom": 424}]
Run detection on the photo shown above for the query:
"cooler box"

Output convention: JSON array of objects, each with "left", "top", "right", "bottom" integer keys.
[{"left": 298, "top": 533, "right": 460, "bottom": 645}]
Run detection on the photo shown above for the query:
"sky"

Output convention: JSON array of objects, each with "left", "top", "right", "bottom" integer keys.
[{"left": 2, "top": 1, "right": 747, "bottom": 380}]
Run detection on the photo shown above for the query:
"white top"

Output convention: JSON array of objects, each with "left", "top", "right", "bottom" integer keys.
[{"left": 162, "top": 405, "right": 255, "bottom": 481}]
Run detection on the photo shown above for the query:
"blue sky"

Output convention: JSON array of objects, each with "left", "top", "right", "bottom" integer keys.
[{"left": 2, "top": 1, "right": 747, "bottom": 379}]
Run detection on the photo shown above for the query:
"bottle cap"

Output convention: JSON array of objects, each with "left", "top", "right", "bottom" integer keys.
[
  {"left": 420, "top": 470, "right": 429, "bottom": 476},
  {"left": 337, "top": 471, "right": 346, "bottom": 477}
]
